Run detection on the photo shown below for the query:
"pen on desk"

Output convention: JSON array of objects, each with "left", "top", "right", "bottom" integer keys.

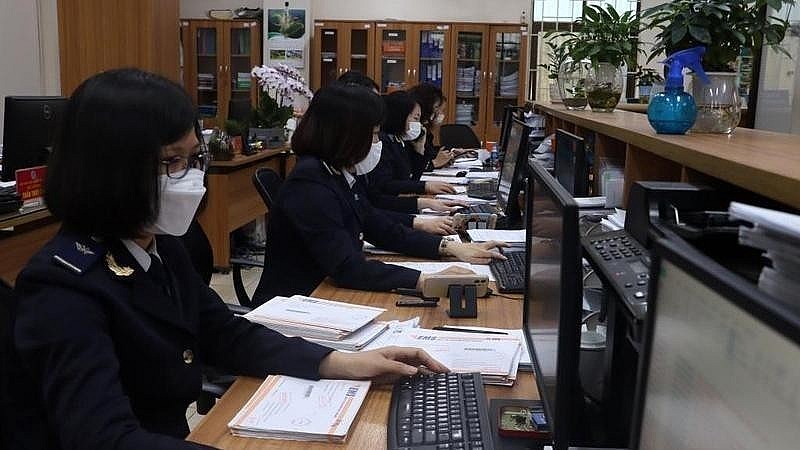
[{"left": 432, "top": 326, "right": 508, "bottom": 335}]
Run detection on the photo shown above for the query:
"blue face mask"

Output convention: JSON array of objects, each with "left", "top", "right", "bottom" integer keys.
[{"left": 354, "top": 140, "right": 383, "bottom": 175}]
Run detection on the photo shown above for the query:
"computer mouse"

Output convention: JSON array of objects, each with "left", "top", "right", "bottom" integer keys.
[{"left": 456, "top": 171, "right": 468, "bottom": 177}]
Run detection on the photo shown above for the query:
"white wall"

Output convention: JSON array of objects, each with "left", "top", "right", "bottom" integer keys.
[
  {"left": 310, "top": 0, "right": 527, "bottom": 23},
  {"left": 180, "top": 0, "right": 263, "bottom": 18}
]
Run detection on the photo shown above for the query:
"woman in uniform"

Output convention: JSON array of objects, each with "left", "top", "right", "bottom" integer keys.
[
  {"left": 3, "top": 68, "right": 448, "bottom": 450},
  {"left": 254, "top": 84, "right": 505, "bottom": 303}
]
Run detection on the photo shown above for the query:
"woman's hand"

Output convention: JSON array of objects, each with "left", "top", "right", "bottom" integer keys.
[
  {"left": 409, "top": 127, "right": 427, "bottom": 155},
  {"left": 413, "top": 216, "right": 456, "bottom": 235},
  {"left": 431, "top": 149, "right": 455, "bottom": 169},
  {"left": 417, "top": 198, "right": 466, "bottom": 213},
  {"left": 425, "top": 181, "right": 457, "bottom": 195},
  {"left": 318, "top": 347, "right": 449, "bottom": 384},
  {"left": 442, "top": 241, "right": 509, "bottom": 264}
]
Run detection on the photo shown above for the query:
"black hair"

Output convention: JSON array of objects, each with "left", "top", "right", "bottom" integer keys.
[
  {"left": 45, "top": 68, "right": 196, "bottom": 239},
  {"left": 382, "top": 91, "right": 418, "bottom": 136},
  {"left": 407, "top": 83, "right": 446, "bottom": 127},
  {"left": 337, "top": 70, "right": 380, "bottom": 92},
  {"left": 291, "top": 84, "right": 384, "bottom": 169}
]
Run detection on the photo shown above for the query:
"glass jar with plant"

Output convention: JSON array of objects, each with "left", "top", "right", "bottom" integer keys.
[
  {"left": 557, "top": 60, "right": 589, "bottom": 110},
  {"left": 223, "top": 119, "right": 246, "bottom": 154},
  {"left": 642, "top": 0, "right": 794, "bottom": 133},
  {"left": 549, "top": 4, "right": 642, "bottom": 112},
  {"left": 249, "top": 63, "right": 313, "bottom": 148},
  {"left": 636, "top": 68, "right": 664, "bottom": 103},
  {"left": 538, "top": 39, "right": 569, "bottom": 103},
  {"left": 207, "top": 128, "right": 233, "bottom": 161}
]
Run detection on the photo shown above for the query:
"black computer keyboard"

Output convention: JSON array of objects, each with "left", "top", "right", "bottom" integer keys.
[
  {"left": 466, "top": 179, "right": 497, "bottom": 200},
  {"left": 388, "top": 372, "right": 493, "bottom": 450},
  {"left": 456, "top": 204, "right": 497, "bottom": 216},
  {"left": 490, "top": 249, "right": 526, "bottom": 293}
]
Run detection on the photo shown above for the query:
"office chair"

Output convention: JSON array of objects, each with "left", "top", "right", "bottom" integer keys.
[{"left": 439, "top": 124, "right": 482, "bottom": 149}]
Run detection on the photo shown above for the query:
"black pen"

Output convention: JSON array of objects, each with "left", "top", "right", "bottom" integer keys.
[{"left": 433, "top": 326, "right": 508, "bottom": 335}]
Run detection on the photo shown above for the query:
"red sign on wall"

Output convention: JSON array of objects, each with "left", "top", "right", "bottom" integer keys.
[{"left": 15, "top": 165, "right": 47, "bottom": 208}]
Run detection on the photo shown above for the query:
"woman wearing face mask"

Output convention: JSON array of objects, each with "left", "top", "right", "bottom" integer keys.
[
  {"left": 253, "top": 84, "right": 506, "bottom": 304},
  {"left": 365, "top": 91, "right": 457, "bottom": 206},
  {"left": 408, "top": 83, "right": 453, "bottom": 174},
  {"left": 4, "top": 69, "right": 451, "bottom": 450}
]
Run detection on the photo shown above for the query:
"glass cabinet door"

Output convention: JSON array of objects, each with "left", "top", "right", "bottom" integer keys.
[
  {"left": 195, "top": 24, "right": 220, "bottom": 122},
  {"left": 229, "top": 24, "right": 254, "bottom": 107},
  {"left": 348, "top": 25, "right": 372, "bottom": 76},
  {"left": 453, "top": 30, "right": 485, "bottom": 129},
  {"left": 417, "top": 28, "right": 448, "bottom": 88},
  {"left": 377, "top": 24, "right": 410, "bottom": 93},
  {"left": 318, "top": 25, "right": 340, "bottom": 89},
  {"left": 490, "top": 29, "right": 525, "bottom": 134}
]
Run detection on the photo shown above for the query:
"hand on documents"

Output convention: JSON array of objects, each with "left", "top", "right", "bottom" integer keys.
[
  {"left": 418, "top": 197, "right": 468, "bottom": 213},
  {"left": 318, "top": 346, "right": 449, "bottom": 384},
  {"left": 444, "top": 240, "right": 509, "bottom": 264},
  {"left": 414, "top": 215, "right": 456, "bottom": 235},
  {"left": 425, "top": 181, "right": 458, "bottom": 194}
]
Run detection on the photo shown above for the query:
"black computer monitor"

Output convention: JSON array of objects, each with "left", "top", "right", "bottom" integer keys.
[
  {"left": 496, "top": 118, "right": 531, "bottom": 218},
  {"left": 498, "top": 105, "right": 523, "bottom": 155},
  {"left": 2, "top": 96, "right": 68, "bottom": 181},
  {"left": 523, "top": 160, "right": 583, "bottom": 450},
  {"left": 554, "top": 129, "right": 589, "bottom": 197},
  {"left": 630, "top": 235, "right": 800, "bottom": 450}
]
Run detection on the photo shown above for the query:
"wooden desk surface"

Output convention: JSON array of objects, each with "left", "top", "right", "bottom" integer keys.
[
  {"left": 208, "top": 147, "right": 289, "bottom": 171},
  {"left": 187, "top": 280, "right": 537, "bottom": 449},
  {"left": 536, "top": 102, "right": 800, "bottom": 209}
]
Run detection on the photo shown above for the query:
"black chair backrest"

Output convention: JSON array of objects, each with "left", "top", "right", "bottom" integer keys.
[
  {"left": 253, "top": 167, "right": 283, "bottom": 209},
  {"left": 439, "top": 124, "right": 482, "bottom": 149}
]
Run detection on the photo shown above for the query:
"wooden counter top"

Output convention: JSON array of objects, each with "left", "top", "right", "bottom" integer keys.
[
  {"left": 536, "top": 103, "right": 800, "bottom": 209},
  {"left": 208, "top": 147, "right": 289, "bottom": 170}
]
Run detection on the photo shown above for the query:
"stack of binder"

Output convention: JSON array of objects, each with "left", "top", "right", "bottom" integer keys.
[
  {"left": 730, "top": 202, "right": 800, "bottom": 302},
  {"left": 244, "top": 295, "right": 388, "bottom": 351}
]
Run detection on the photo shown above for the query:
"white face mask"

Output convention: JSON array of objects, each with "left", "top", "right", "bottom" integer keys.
[
  {"left": 403, "top": 121, "right": 422, "bottom": 141},
  {"left": 434, "top": 112, "right": 445, "bottom": 125},
  {"left": 147, "top": 168, "right": 207, "bottom": 236},
  {"left": 354, "top": 140, "right": 382, "bottom": 175}
]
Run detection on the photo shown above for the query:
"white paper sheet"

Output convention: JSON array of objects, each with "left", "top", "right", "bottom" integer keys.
[
  {"left": 387, "top": 261, "right": 495, "bottom": 282},
  {"left": 420, "top": 175, "right": 469, "bottom": 185},
  {"left": 435, "top": 194, "right": 495, "bottom": 205},
  {"left": 441, "top": 326, "right": 532, "bottom": 368},
  {"left": 245, "top": 295, "right": 385, "bottom": 333},
  {"left": 465, "top": 171, "right": 499, "bottom": 179},
  {"left": 467, "top": 229, "right": 526, "bottom": 243}
]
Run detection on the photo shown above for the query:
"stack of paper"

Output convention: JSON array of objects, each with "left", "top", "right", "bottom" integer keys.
[
  {"left": 420, "top": 175, "right": 470, "bottom": 185},
  {"left": 228, "top": 375, "right": 370, "bottom": 442},
  {"left": 387, "top": 261, "right": 496, "bottom": 282},
  {"left": 730, "top": 202, "right": 800, "bottom": 301},
  {"left": 435, "top": 193, "right": 495, "bottom": 206},
  {"left": 467, "top": 228, "right": 525, "bottom": 243},
  {"left": 466, "top": 171, "right": 499, "bottom": 179},
  {"left": 244, "top": 295, "right": 387, "bottom": 350}
]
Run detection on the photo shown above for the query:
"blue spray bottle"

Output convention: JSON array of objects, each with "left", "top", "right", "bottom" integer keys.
[{"left": 647, "top": 47, "right": 709, "bottom": 135}]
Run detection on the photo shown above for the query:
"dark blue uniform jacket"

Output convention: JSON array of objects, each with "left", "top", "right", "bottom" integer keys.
[
  {"left": 3, "top": 231, "right": 333, "bottom": 450},
  {"left": 254, "top": 155, "right": 442, "bottom": 304}
]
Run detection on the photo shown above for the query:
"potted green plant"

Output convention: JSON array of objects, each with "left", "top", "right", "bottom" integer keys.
[
  {"left": 642, "top": 0, "right": 794, "bottom": 133},
  {"left": 549, "top": 4, "right": 642, "bottom": 112},
  {"left": 223, "top": 119, "right": 246, "bottom": 154},
  {"left": 635, "top": 68, "right": 664, "bottom": 103},
  {"left": 249, "top": 64, "right": 313, "bottom": 148},
  {"left": 538, "top": 39, "right": 570, "bottom": 103}
]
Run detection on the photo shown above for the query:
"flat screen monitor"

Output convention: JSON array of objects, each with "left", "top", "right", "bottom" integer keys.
[
  {"left": 2, "top": 96, "right": 68, "bottom": 181},
  {"left": 498, "top": 105, "right": 523, "bottom": 155},
  {"left": 523, "top": 160, "right": 583, "bottom": 450},
  {"left": 631, "top": 236, "right": 800, "bottom": 450},
  {"left": 554, "top": 129, "right": 589, "bottom": 197},
  {"left": 496, "top": 118, "right": 531, "bottom": 214}
]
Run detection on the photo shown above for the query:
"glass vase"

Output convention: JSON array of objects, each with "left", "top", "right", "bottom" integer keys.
[
  {"left": 557, "top": 60, "right": 588, "bottom": 110},
  {"left": 690, "top": 72, "right": 741, "bottom": 134},
  {"left": 548, "top": 81, "right": 562, "bottom": 104},
  {"left": 586, "top": 62, "right": 623, "bottom": 112}
]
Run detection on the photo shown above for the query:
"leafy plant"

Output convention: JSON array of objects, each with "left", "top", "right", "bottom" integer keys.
[
  {"left": 636, "top": 68, "right": 664, "bottom": 86},
  {"left": 223, "top": 119, "right": 246, "bottom": 137},
  {"left": 642, "top": 0, "right": 795, "bottom": 72},
  {"left": 547, "top": 4, "right": 641, "bottom": 68},
  {"left": 249, "top": 64, "right": 313, "bottom": 129},
  {"left": 249, "top": 94, "right": 293, "bottom": 129},
  {"left": 538, "top": 40, "right": 570, "bottom": 80}
]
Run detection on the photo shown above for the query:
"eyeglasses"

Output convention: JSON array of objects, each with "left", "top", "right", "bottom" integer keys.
[{"left": 160, "top": 150, "right": 209, "bottom": 179}]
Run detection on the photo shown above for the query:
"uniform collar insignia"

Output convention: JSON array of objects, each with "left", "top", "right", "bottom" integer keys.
[
  {"left": 105, "top": 252, "right": 134, "bottom": 277},
  {"left": 75, "top": 242, "right": 95, "bottom": 256}
]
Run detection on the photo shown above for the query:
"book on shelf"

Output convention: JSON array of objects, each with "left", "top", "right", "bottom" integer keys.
[{"left": 228, "top": 375, "right": 371, "bottom": 442}]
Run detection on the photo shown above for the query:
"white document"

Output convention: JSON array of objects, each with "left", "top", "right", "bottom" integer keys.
[
  {"left": 361, "top": 317, "right": 421, "bottom": 352},
  {"left": 452, "top": 159, "right": 484, "bottom": 169},
  {"left": 245, "top": 295, "right": 385, "bottom": 334},
  {"left": 574, "top": 196, "right": 607, "bottom": 208},
  {"left": 467, "top": 229, "right": 526, "bottom": 243},
  {"left": 730, "top": 202, "right": 800, "bottom": 242},
  {"left": 387, "top": 261, "right": 495, "bottom": 282},
  {"left": 228, "top": 376, "right": 371, "bottom": 442},
  {"left": 308, "top": 321, "right": 389, "bottom": 351},
  {"left": 441, "top": 326, "right": 532, "bottom": 369},
  {"left": 465, "top": 171, "right": 499, "bottom": 179},
  {"left": 420, "top": 175, "right": 469, "bottom": 185},
  {"left": 428, "top": 168, "right": 465, "bottom": 176}
]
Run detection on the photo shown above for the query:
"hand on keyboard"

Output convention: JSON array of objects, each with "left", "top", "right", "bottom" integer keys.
[
  {"left": 444, "top": 241, "right": 509, "bottom": 264},
  {"left": 418, "top": 198, "right": 468, "bottom": 213},
  {"left": 318, "top": 346, "right": 449, "bottom": 384}
]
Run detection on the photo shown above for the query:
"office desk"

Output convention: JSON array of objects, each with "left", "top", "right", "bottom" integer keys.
[
  {"left": 198, "top": 148, "right": 290, "bottom": 270},
  {"left": 187, "top": 279, "right": 537, "bottom": 449},
  {"left": 0, "top": 207, "right": 59, "bottom": 285}
]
